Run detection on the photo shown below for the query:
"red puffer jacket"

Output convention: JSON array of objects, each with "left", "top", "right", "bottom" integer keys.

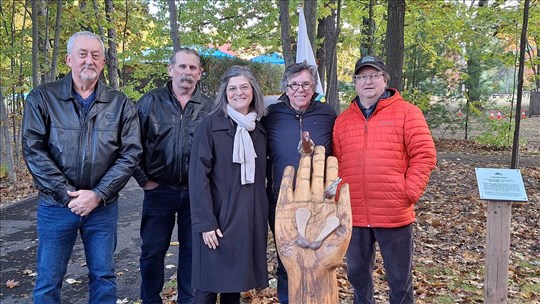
[{"left": 333, "top": 89, "right": 436, "bottom": 228}]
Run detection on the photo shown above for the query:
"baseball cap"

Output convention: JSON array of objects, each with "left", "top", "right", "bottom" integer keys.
[{"left": 354, "top": 56, "right": 386, "bottom": 74}]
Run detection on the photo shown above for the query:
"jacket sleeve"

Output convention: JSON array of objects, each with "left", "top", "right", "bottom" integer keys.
[
  {"left": 92, "top": 99, "right": 143, "bottom": 204},
  {"left": 22, "top": 91, "right": 75, "bottom": 206},
  {"left": 404, "top": 106, "right": 437, "bottom": 204},
  {"left": 332, "top": 118, "right": 342, "bottom": 162},
  {"left": 189, "top": 117, "right": 219, "bottom": 233},
  {"left": 132, "top": 100, "right": 149, "bottom": 187}
]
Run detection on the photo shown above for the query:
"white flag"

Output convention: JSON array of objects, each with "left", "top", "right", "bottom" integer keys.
[{"left": 296, "top": 7, "right": 324, "bottom": 97}]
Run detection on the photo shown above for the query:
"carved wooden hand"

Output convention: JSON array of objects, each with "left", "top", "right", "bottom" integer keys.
[{"left": 275, "top": 146, "right": 352, "bottom": 304}]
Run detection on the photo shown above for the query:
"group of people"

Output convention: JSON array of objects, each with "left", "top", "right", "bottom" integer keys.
[{"left": 22, "top": 31, "right": 436, "bottom": 304}]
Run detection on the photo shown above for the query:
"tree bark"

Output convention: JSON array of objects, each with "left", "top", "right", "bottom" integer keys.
[
  {"left": 384, "top": 0, "right": 405, "bottom": 90},
  {"left": 40, "top": 0, "right": 49, "bottom": 83},
  {"left": 91, "top": 0, "right": 107, "bottom": 83},
  {"left": 0, "top": 86, "right": 17, "bottom": 182},
  {"left": 316, "top": 17, "right": 326, "bottom": 91},
  {"left": 303, "top": 0, "right": 317, "bottom": 54},
  {"left": 279, "top": 0, "right": 294, "bottom": 67},
  {"left": 105, "top": 0, "right": 119, "bottom": 89},
  {"left": 31, "top": 0, "right": 40, "bottom": 86},
  {"left": 530, "top": 91, "right": 540, "bottom": 116},
  {"left": 324, "top": 0, "right": 341, "bottom": 113},
  {"left": 361, "top": 0, "right": 375, "bottom": 57},
  {"left": 168, "top": 0, "right": 181, "bottom": 51},
  {"left": 49, "top": 0, "right": 62, "bottom": 82},
  {"left": 121, "top": 0, "right": 129, "bottom": 86},
  {"left": 525, "top": 36, "right": 539, "bottom": 116}
]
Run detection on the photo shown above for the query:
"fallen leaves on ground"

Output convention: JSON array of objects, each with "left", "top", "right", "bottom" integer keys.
[
  {"left": 2, "top": 118, "right": 539, "bottom": 303},
  {"left": 6, "top": 279, "right": 20, "bottom": 288}
]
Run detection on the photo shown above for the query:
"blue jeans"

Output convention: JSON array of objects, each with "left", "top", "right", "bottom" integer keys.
[
  {"left": 268, "top": 202, "right": 288, "bottom": 304},
  {"left": 140, "top": 185, "right": 193, "bottom": 304},
  {"left": 33, "top": 198, "right": 118, "bottom": 304},
  {"left": 346, "top": 224, "right": 414, "bottom": 304}
]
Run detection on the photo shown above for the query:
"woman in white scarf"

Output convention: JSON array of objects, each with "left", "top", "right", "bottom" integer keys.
[{"left": 189, "top": 66, "right": 269, "bottom": 304}]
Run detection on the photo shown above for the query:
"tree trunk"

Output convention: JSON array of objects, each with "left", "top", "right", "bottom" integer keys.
[
  {"left": 530, "top": 91, "right": 540, "bottom": 116},
  {"left": 49, "top": 0, "right": 62, "bottom": 82},
  {"left": 14, "top": 0, "right": 30, "bottom": 166},
  {"left": 384, "top": 0, "right": 405, "bottom": 90},
  {"left": 361, "top": 0, "right": 375, "bottom": 56},
  {"left": 31, "top": 0, "right": 40, "bottom": 86},
  {"left": 316, "top": 17, "right": 326, "bottom": 92},
  {"left": 40, "top": 0, "right": 49, "bottom": 84},
  {"left": 303, "top": 0, "right": 317, "bottom": 53},
  {"left": 121, "top": 0, "right": 129, "bottom": 86},
  {"left": 0, "top": 86, "right": 17, "bottom": 182},
  {"left": 168, "top": 0, "right": 181, "bottom": 51},
  {"left": 279, "top": 0, "right": 294, "bottom": 67},
  {"left": 324, "top": 0, "right": 341, "bottom": 113},
  {"left": 91, "top": 0, "right": 107, "bottom": 83},
  {"left": 105, "top": 0, "right": 119, "bottom": 89}
]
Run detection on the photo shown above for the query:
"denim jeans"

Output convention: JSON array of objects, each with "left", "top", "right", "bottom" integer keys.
[
  {"left": 346, "top": 224, "right": 414, "bottom": 304},
  {"left": 139, "top": 185, "right": 193, "bottom": 304},
  {"left": 268, "top": 202, "right": 288, "bottom": 304},
  {"left": 33, "top": 198, "right": 118, "bottom": 304}
]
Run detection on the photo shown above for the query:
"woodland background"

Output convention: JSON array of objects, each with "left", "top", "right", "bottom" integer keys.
[{"left": 0, "top": 0, "right": 539, "bottom": 303}]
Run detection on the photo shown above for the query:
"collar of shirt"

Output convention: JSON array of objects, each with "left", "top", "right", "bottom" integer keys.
[{"left": 355, "top": 89, "right": 391, "bottom": 119}]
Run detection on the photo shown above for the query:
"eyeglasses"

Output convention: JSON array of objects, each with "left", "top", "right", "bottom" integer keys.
[
  {"left": 287, "top": 82, "right": 313, "bottom": 91},
  {"left": 354, "top": 73, "right": 383, "bottom": 82},
  {"left": 227, "top": 85, "right": 251, "bottom": 93}
]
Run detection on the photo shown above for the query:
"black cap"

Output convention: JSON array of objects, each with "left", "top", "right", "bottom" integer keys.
[{"left": 354, "top": 56, "right": 386, "bottom": 74}]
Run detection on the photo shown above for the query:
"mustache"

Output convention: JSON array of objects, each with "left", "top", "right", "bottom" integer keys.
[{"left": 179, "top": 75, "right": 195, "bottom": 83}]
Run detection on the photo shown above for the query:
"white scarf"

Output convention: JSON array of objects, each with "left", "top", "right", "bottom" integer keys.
[{"left": 227, "top": 104, "right": 257, "bottom": 185}]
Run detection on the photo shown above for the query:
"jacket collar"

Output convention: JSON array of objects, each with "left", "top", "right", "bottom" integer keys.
[
  {"left": 166, "top": 80, "right": 204, "bottom": 105},
  {"left": 58, "top": 72, "right": 110, "bottom": 103},
  {"left": 351, "top": 88, "right": 399, "bottom": 115}
]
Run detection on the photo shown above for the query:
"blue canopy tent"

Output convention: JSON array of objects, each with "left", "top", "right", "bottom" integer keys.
[
  {"left": 197, "top": 48, "right": 236, "bottom": 58},
  {"left": 251, "top": 52, "right": 285, "bottom": 65},
  {"left": 137, "top": 46, "right": 236, "bottom": 61}
]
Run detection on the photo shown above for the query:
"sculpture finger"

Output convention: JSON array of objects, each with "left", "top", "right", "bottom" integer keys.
[
  {"left": 294, "top": 154, "right": 312, "bottom": 202},
  {"left": 324, "top": 156, "right": 340, "bottom": 201},
  {"left": 278, "top": 165, "right": 295, "bottom": 207},
  {"left": 311, "top": 146, "right": 326, "bottom": 202}
]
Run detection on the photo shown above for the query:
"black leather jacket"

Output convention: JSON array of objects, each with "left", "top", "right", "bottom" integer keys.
[
  {"left": 133, "top": 81, "right": 214, "bottom": 189},
  {"left": 22, "top": 72, "right": 142, "bottom": 206}
]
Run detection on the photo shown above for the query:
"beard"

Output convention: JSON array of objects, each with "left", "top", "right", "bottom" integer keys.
[{"left": 80, "top": 68, "right": 99, "bottom": 82}]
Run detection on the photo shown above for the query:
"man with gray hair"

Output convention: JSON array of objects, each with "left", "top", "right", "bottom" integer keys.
[
  {"left": 134, "top": 48, "right": 214, "bottom": 304},
  {"left": 261, "top": 61, "right": 337, "bottom": 303},
  {"left": 22, "top": 31, "right": 142, "bottom": 303}
]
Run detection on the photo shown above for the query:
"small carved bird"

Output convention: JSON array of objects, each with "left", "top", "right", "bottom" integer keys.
[
  {"left": 297, "top": 130, "right": 315, "bottom": 156},
  {"left": 324, "top": 177, "right": 342, "bottom": 199}
]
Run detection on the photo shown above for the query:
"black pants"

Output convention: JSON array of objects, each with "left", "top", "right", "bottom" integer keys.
[{"left": 193, "top": 290, "right": 240, "bottom": 304}]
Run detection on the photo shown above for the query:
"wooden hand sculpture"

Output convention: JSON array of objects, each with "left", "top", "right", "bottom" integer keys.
[{"left": 275, "top": 145, "right": 352, "bottom": 304}]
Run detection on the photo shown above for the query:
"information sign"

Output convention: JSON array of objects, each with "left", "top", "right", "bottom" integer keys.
[{"left": 475, "top": 168, "right": 528, "bottom": 202}]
